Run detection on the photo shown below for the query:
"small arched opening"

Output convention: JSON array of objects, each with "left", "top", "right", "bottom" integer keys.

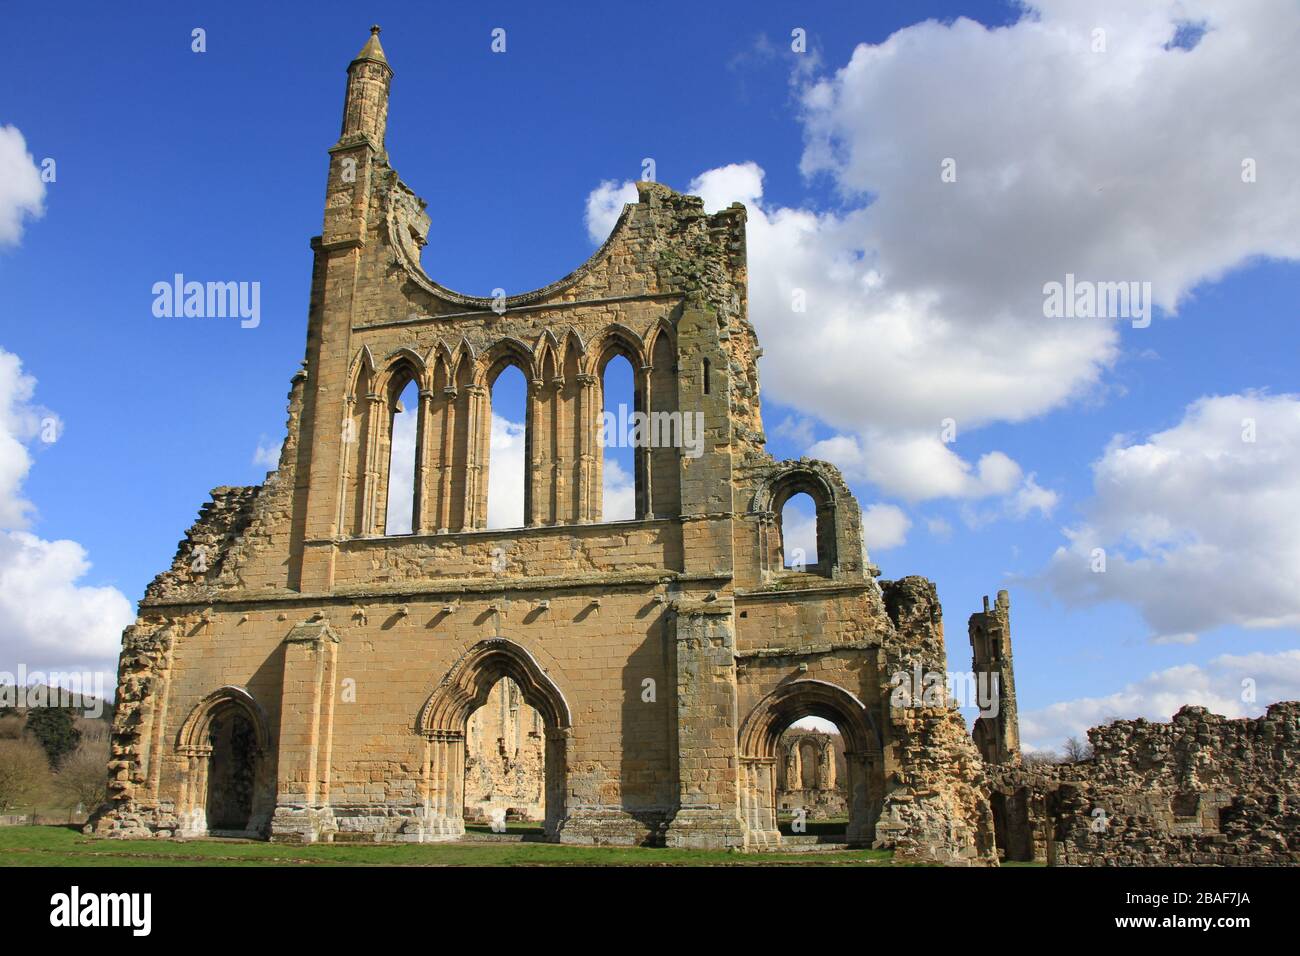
[
  {"left": 739, "top": 680, "right": 882, "bottom": 847},
  {"left": 176, "top": 687, "right": 272, "bottom": 838}
]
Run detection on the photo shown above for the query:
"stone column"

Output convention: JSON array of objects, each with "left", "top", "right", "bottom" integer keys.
[
  {"left": 270, "top": 619, "right": 339, "bottom": 843},
  {"left": 664, "top": 598, "right": 745, "bottom": 849},
  {"left": 358, "top": 392, "right": 384, "bottom": 535},
  {"left": 818, "top": 737, "right": 835, "bottom": 790},
  {"left": 417, "top": 730, "right": 466, "bottom": 841},
  {"left": 437, "top": 385, "right": 457, "bottom": 532},
  {"left": 575, "top": 373, "right": 597, "bottom": 522},
  {"left": 637, "top": 364, "right": 653, "bottom": 519},
  {"left": 528, "top": 378, "right": 544, "bottom": 526},
  {"left": 464, "top": 384, "right": 487, "bottom": 529},
  {"left": 413, "top": 388, "right": 435, "bottom": 534},
  {"left": 740, "top": 757, "right": 780, "bottom": 847}
]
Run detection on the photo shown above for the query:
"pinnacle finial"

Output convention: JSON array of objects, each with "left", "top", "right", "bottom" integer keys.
[{"left": 351, "top": 23, "right": 390, "bottom": 69}]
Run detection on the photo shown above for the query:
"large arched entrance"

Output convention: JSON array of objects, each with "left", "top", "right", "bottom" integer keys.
[
  {"left": 175, "top": 687, "right": 272, "bottom": 838},
  {"left": 738, "top": 680, "right": 882, "bottom": 847},
  {"left": 417, "top": 638, "right": 572, "bottom": 841}
]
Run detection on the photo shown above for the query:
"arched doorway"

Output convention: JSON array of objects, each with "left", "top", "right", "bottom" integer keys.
[
  {"left": 208, "top": 708, "right": 257, "bottom": 831},
  {"left": 738, "top": 680, "right": 882, "bottom": 847},
  {"left": 417, "top": 639, "right": 572, "bottom": 841},
  {"left": 176, "top": 687, "right": 271, "bottom": 838}
]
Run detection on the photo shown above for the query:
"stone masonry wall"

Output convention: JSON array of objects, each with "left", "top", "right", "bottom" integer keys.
[{"left": 989, "top": 702, "right": 1300, "bottom": 866}]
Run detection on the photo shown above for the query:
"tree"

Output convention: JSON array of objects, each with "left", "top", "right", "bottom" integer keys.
[
  {"left": 25, "top": 707, "right": 82, "bottom": 769},
  {"left": 1063, "top": 736, "right": 1094, "bottom": 762},
  {"left": 0, "top": 737, "right": 50, "bottom": 812},
  {"left": 54, "top": 742, "right": 110, "bottom": 812}
]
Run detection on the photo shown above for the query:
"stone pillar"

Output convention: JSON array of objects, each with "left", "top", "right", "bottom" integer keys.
[
  {"left": 358, "top": 392, "right": 383, "bottom": 535},
  {"left": 818, "top": 737, "right": 835, "bottom": 790},
  {"left": 416, "top": 730, "right": 466, "bottom": 841},
  {"left": 464, "top": 384, "right": 487, "bottom": 529},
  {"left": 575, "top": 373, "right": 597, "bottom": 522},
  {"left": 637, "top": 364, "right": 653, "bottom": 519},
  {"left": 664, "top": 598, "right": 745, "bottom": 849},
  {"left": 528, "top": 378, "right": 544, "bottom": 526},
  {"left": 437, "top": 385, "right": 456, "bottom": 532},
  {"left": 740, "top": 757, "right": 780, "bottom": 847},
  {"left": 543, "top": 727, "right": 570, "bottom": 839},
  {"left": 270, "top": 619, "right": 339, "bottom": 843},
  {"left": 413, "top": 388, "right": 435, "bottom": 533}
]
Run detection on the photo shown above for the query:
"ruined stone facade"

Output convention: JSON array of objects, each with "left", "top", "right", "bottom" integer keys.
[
  {"left": 87, "top": 27, "right": 1295, "bottom": 866},
  {"left": 85, "top": 27, "right": 997, "bottom": 861},
  {"left": 987, "top": 703, "right": 1300, "bottom": 866},
  {"left": 775, "top": 729, "right": 847, "bottom": 819}
]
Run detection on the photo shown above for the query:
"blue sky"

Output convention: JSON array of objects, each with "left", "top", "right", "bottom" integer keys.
[{"left": 3, "top": 0, "right": 1299, "bottom": 748}]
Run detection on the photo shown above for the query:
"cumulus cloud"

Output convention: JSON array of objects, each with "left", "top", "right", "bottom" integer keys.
[
  {"left": 0, "top": 125, "right": 45, "bottom": 247},
  {"left": 585, "top": 179, "right": 637, "bottom": 244},
  {"left": 0, "top": 348, "right": 133, "bottom": 672},
  {"left": 586, "top": 3, "right": 1300, "bottom": 516},
  {"left": 601, "top": 457, "right": 636, "bottom": 522},
  {"left": 861, "top": 502, "right": 910, "bottom": 551},
  {"left": 1019, "top": 649, "right": 1300, "bottom": 751},
  {"left": 252, "top": 437, "right": 281, "bottom": 470},
  {"left": 1038, "top": 391, "right": 1300, "bottom": 642},
  {"left": 487, "top": 413, "right": 528, "bottom": 529}
]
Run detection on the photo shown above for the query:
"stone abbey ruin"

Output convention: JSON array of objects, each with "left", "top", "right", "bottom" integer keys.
[{"left": 91, "top": 28, "right": 1299, "bottom": 865}]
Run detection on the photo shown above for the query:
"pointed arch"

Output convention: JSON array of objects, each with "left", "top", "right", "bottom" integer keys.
[
  {"left": 559, "top": 327, "right": 586, "bottom": 376},
  {"left": 535, "top": 330, "right": 563, "bottom": 381},
  {"left": 346, "top": 345, "right": 377, "bottom": 397},
  {"left": 588, "top": 322, "right": 647, "bottom": 376},
  {"left": 416, "top": 638, "right": 572, "bottom": 840},
  {"left": 644, "top": 315, "right": 677, "bottom": 365},
  {"left": 478, "top": 336, "right": 536, "bottom": 388},
  {"left": 376, "top": 346, "right": 428, "bottom": 399},
  {"left": 419, "top": 638, "right": 572, "bottom": 733}
]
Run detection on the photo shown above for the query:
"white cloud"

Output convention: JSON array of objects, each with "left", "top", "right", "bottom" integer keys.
[
  {"left": 0, "top": 349, "right": 48, "bottom": 529},
  {"left": 0, "top": 531, "right": 133, "bottom": 665},
  {"left": 487, "top": 413, "right": 528, "bottom": 530},
  {"left": 1019, "top": 649, "right": 1300, "bottom": 752},
  {"left": 861, "top": 502, "right": 910, "bottom": 550},
  {"left": 771, "top": 414, "right": 815, "bottom": 447},
  {"left": 1038, "top": 391, "right": 1300, "bottom": 642},
  {"left": 602, "top": 457, "right": 636, "bottom": 522},
  {"left": 252, "top": 437, "right": 281, "bottom": 470},
  {"left": 586, "top": 3, "right": 1300, "bottom": 509},
  {"left": 1011, "top": 474, "right": 1059, "bottom": 519},
  {"left": 0, "top": 348, "right": 133, "bottom": 671},
  {"left": 926, "top": 516, "right": 953, "bottom": 539},
  {"left": 0, "top": 126, "right": 45, "bottom": 247},
  {"left": 585, "top": 179, "right": 638, "bottom": 245}
]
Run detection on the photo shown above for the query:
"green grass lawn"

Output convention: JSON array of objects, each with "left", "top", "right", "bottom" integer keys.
[{"left": 0, "top": 825, "right": 897, "bottom": 867}]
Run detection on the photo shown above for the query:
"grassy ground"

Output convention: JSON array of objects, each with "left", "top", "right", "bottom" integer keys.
[{"left": 0, "top": 825, "right": 897, "bottom": 867}]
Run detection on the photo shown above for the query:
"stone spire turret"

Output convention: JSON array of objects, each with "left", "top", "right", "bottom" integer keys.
[{"left": 339, "top": 25, "right": 392, "bottom": 151}]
